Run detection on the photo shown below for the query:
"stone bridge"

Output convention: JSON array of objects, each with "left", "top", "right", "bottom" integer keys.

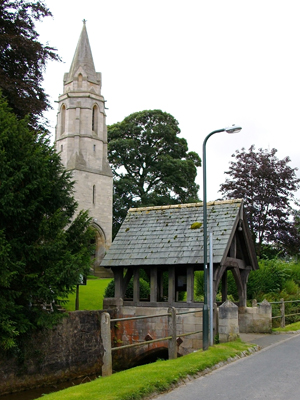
[
  {"left": 103, "top": 302, "right": 205, "bottom": 373},
  {"left": 101, "top": 299, "right": 272, "bottom": 375},
  {"left": 0, "top": 300, "right": 272, "bottom": 395}
]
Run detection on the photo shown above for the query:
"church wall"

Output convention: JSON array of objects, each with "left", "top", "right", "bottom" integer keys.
[
  {"left": 80, "top": 137, "right": 103, "bottom": 170},
  {"left": 72, "top": 169, "right": 113, "bottom": 245},
  {"left": 54, "top": 22, "right": 113, "bottom": 273}
]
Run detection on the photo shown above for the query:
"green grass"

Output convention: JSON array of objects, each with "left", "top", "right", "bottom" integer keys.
[
  {"left": 63, "top": 278, "right": 112, "bottom": 311},
  {"left": 41, "top": 340, "right": 254, "bottom": 400},
  {"left": 273, "top": 321, "right": 300, "bottom": 332}
]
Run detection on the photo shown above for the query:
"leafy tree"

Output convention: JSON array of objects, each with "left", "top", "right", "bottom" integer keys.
[
  {"left": 108, "top": 110, "right": 201, "bottom": 236},
  {"left": 219, "top": 145, "right": 300, "bottom": 257},
  {"left": 0, "top": 94, "right": 95, "bottom": 350},
  {"left": 0, "top": 0, "right": 60, "bottom": 126}
]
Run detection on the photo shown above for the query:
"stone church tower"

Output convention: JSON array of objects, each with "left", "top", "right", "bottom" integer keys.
[{"left": 55, "top": 21, "right": 113, "bottom": 277}]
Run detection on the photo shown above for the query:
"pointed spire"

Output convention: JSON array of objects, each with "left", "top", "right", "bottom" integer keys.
[{"left": 68, "top": 21, "right": 97, "bottom": 83}]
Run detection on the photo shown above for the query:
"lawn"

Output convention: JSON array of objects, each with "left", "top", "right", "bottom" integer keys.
[
  {"left": 40, "top": 340, "right": 255, "bottom": 400},
  {"left": 273, "top": 321, "right": 300, "bottom": 332},
  {"left": 62, "top": 278, "right": 112, "bottom": 311}
]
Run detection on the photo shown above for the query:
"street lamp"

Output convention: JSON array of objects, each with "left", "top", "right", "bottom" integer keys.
[{"left": 202, "top": 125, "right": 242, "bottom": 351}]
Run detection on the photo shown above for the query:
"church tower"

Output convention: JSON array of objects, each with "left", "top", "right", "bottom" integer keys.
[{"left": 55, "top": 21, "right": 113, "bottom": 276}]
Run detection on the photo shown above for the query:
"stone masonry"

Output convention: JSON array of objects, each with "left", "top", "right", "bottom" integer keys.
[
  {"left": 238, "top": 299, "right": 272, "bottom": 333},
  {"left": 218, "top": 300, "right": 239, "bottom": 343},
  {"left": 54, "top": 22, "right": 113, "bottom": 276}
]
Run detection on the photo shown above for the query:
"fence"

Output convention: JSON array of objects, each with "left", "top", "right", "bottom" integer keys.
[
  {"left": 100, "top": 307, "right": 203, "bottom": 376},
  {"left": 269, "top": 298, "right": 300, "bottom": 328}
]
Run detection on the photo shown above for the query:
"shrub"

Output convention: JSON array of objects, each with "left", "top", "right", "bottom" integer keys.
[
  {"left": 195, "top": 270, "right": 239, "bottom": 302},
  {"left": 247, "top": 259, "right": 291, "bottom": 301}
]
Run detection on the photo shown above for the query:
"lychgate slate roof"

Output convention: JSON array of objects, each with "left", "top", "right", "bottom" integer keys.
[{"left": 101, "top": 199, "right": 257, "bottom": 269}]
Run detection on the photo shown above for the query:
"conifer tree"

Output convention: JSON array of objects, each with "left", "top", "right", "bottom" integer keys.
[{"left": 0, "top": 94, "right": 94, "bottom": 350}]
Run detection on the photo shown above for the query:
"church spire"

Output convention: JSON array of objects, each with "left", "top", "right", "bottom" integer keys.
[
  {"left": 55, "top": 22, "right": 113, "bottom": 277},
  {"left": 67, "top": 20, "right": 97, "bottom": 83}
]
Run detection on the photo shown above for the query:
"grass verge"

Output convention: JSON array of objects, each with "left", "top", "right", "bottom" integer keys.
[
  {"left": 273, "top": 321, "right": 300, "bottom": 332},
  {"left": 63, "top": 278, "right": 112, "bottom": 311},
  {"left": 40, "top": 340, "right": 255, "bottom": 400}
]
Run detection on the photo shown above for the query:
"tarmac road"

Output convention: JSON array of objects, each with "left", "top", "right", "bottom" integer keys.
[{"left": 154, "top": 333, "right": 300, "bottom": 400}]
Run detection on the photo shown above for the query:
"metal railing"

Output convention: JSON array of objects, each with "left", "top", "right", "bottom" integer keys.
[
  {"left": 100, "top": 307, "right": 203, "bottom": 376},
  {"left": 269, "top": 298, "right": 300, "bottom": 328}
]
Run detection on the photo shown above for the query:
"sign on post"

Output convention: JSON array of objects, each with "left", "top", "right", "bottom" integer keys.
[{"left": 75, "top": 275, "right": 87, "bottom": 310}]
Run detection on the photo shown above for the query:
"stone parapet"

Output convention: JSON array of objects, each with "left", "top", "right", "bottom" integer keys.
[{"left": 238, "top": 299, "right": 272, "bottom": 333}]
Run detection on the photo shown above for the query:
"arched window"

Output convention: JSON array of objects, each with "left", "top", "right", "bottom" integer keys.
[
  {"left": 78, "top": 73, "right": 83, "bottom": 89},
  {"left": 61, "top": 105, "right": 66, "bottom": 134},
  {"left": 92, "top": 105, "right": 98, "bottom": 134}
]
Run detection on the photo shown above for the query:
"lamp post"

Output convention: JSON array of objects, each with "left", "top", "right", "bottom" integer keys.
[{"left": 202, "top": 125, "right": 242, "bottom": 351}]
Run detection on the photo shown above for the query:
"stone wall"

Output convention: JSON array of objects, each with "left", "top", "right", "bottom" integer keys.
[
  {"left": 238, "top": 300, "right": 272, "bottom": 333},
  {"left": 218, "top": 300, "right": 239, "bottom": 343},
  {"left": 0, "top": 311, "right": 106, "bottom": 396},
  {"left": 1, "top": 302, "right": 272, "bottom": 395}
]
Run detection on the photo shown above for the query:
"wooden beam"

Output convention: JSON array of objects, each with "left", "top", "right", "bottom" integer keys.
[
  {"left": 187, "top": 266, "right": 194, "bottom": 303},
  {"left": 133, "top": 268, "right": 140, "bottom": 303},
  {"left": 231, "top": 268, "right": 246, "bottom": 307},
  {"left": 150, "top": 266, "right": 158, "bottom": 302},
  {"left": 222, "top": 270, "right": 227, "bottom": 303},
  {"left": 168, "top": 267, "right": 176, "bottom": 304},
  {"left": 123, "top": 268, "right": 133, "bottom": 288},
  {"left": 230, "top": 235, "right": 237, "bottom": 258},
  {"left": 114, "top": 267, "right": 123, "bottom": 298},
  {"left": 223, "top": 257, "right": 246, "bottom": 269}
]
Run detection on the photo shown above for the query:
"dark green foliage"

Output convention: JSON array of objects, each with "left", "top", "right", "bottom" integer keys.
[
  {"left": 108, "top": 110, "right": 201, "bottom": 237},
  {"left": 225, "top": 271, "right": 239, "bottom": 301},
  {"left": 195, "top": 259, "right": 300, "bottom": 304},
  {"left": 194, "top": 271, "right": 204, "bottom": 299},
  {"left": 0, "top": 95, "right": 94, "bottom": 350},
  {"left": 0, "top": 0, "right": 60, "bottom": 126},
  {"left": 247, "top": 259, "right": 291, "bottom": 301},
  {"left": 219, "top": 145, "right": 300, "bottom": 257},
  {"left": 223, "top": 260, "right": 294, "bottom": 303},
  {"left": 289, "top": 262, "right": 300, "bottom": 287},
  {"left": 104, "top": 278, "right": 150, "bottom": 299}
]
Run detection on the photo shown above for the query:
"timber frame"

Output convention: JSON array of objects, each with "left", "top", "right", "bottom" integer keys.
[{"left": 101, "top": 200, "right": 258, "bottom": 307}]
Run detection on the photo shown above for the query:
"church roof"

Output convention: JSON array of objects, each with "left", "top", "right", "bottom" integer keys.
[
  {"left": 67, "top": 21, "right": 97, "bottom": 83},
  {"left": 101, "top": 199, "right": 258, "bottom": 269}
]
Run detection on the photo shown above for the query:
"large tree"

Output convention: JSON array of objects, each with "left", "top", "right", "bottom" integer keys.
[
  {"left": 0, "top": 94, "right": 95, "bottom": 350},
  {"left": 219, "top": 145, "right": 300, "bottom": 257},
  {"left": 0, "top": 0, "right": 59, "bottom": 126},
  {"left": 108, "top": 110, "right": 201, "bottom": 236}
]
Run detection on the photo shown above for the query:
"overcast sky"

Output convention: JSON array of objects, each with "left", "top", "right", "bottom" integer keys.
[{"left": 37, "top": 0, "right": 300, "bottom": 202}]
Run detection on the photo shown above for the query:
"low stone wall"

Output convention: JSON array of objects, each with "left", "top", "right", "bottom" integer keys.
[
  {"left": 0, "top": 311, "right": 106, "bottom": 396},
  {"left": 238, "top": 300, "right": 272, "bottom": 333},
  {"left": 1, "top": 301, "right": 272, "bottom": 395}
]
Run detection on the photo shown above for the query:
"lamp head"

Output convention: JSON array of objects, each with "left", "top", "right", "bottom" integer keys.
[{"left": 225, "top": 125, "right": 242, "bottom": 134}]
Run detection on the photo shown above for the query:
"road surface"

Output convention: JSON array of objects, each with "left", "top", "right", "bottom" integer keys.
[{"left": 154, "top": 334, "right": 300, "bottom": 400}]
